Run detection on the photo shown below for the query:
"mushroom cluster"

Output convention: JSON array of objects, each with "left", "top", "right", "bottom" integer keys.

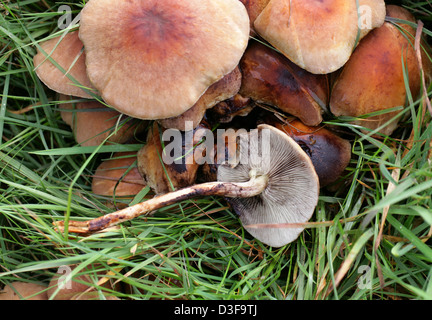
[{"left": 34, "top": 0, "right": 431, "bottom": 247}]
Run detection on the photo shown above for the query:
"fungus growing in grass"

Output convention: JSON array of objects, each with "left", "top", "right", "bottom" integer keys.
[
  {"left": 54, "top": 124, "right": 320, "bottom": 247},
  {"left": 0, "top": 282, "right": 48, "bottom": 300},
  {"left": 78, "top": 0, "right": 250, "bottom": 120},
  {"left": 33, "top": 31, "right": 97, "bottom": 98},
  {"left": 330, "top": 5, "right": 432, "bottom": 136},
  {"left": 92, "top": 152, "right": 145, "bottom": 198},
  {"left": 59, "top": 95, "right": 146, "bottom": 146},
  {"left": 239, "top": 41, "right": 328, "bottom": 126},
  {"left": 158, "top": 67, "right": 242, "bottom": 131},
  {"left": 253, "top": 0, "right": 386, "bottom": 74}
]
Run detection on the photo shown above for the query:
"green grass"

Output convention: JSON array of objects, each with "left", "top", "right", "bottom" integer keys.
[{"left": 1, "top": 0, "right": 432, "bottom": 300}]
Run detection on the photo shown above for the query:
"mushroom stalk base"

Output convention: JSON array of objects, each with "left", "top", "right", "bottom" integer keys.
[{"left": 54, "top": 175, "right": 268, "bottom": 234}]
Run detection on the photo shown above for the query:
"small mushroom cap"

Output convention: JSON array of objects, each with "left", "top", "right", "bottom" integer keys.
[
  {"left": 330, "top": 5, "right": 428, "bottom": 136},
  {"left": 59, "top": 95, "right": 146, "bottom": 146},
  {"left": 254, "top": 0, "right": 385, "bottom": 74},
  {"left": 33, "top": 31, "right": 97, "bottom": 98},
  {"left": 158, "top": 66, "right": 242, "bottom": 131},
  {"left": 0, "top": 282, "right": 48, "bottom": 300},
  {"left": 239, "top": 41, "right": 327, "bottom": 126},
  {"left": 79, "top": 0, "right": 250, "bottom": 119},
  {"left": 137, "top": 121, "right": 210, "bottom": 194},
  {"left": 92, "top": 152, "right": 145, "bottom": 197},
  {"left": 218, "top": 124, "right": 319, "bottom": 247}
]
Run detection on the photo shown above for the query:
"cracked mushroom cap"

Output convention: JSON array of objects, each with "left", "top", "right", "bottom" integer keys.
[
  {"left": 239, "top": 41, "right": 328, "bottom": 126},
  {"left": 79, "top": 0, "right": 250, "bottom": 120},
  {"left": 33, "top": 31, "right": 97, "bottom": 98},
  {"left": 218, "top": 124, "right": 319, "bottom": 247},
  {"left": 330, "top": 5, "right": 431, "bottom": 136},
  {"left": 254, "top": 0, "right": 385, "bottom": 74}
]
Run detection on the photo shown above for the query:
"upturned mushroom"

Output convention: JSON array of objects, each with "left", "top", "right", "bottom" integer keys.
[
  {"left": 158, "top": 67, "right": 242, "bottom": 131},
  {"left": 78, "top": 0, "right": 250, "bottom": 120},
  {"left": 33, "top": 31, "right": 97, "bottom": 98},
  {"left": 264, "top": 117, "right": 352, "bottom": 187},
  {"left": 253, "top": 0, "right": 386, "bottom": 74},
  {"left": 92, "top": 152, "right": 145, "bottom": 198},
  {"left": 330, "top": 5, "right": 432, "bottom": 136},
  {"left": 54, "top": 125, "right": 320, "bottom": 247},
  {"left": 59, "top": 95, "right": 146, "bottom": 146},
  {"left": 239, "top": 41, "right": 328, "bottom": 126}
]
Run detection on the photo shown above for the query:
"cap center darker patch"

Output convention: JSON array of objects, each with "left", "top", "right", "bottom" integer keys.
[{"left": 128, "top": 5, "right": 195, "bottom": 58}]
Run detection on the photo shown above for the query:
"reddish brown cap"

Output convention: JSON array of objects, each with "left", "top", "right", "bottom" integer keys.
[
  {"left": 239, "top": 41, "right": 328, "bottom": 126},
  {"left": 33, "top": 31, "right": 97, "bottom": 98},
  {"left": 330, "top": 5, "right": 428, "bottom": 135},
  {"left": 79, "top": 0, "right": 249, "bottom": 120}
]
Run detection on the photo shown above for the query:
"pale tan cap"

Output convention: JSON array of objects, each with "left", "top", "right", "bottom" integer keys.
[
  {"left": 79, "top": 0, "right": 250, "bottom": 119},
  {"left": 254, "top": 0, "right": 385, "bottom": 74},
  {"left": 33, "top": 31, "right": 97, "bottom": 98}
]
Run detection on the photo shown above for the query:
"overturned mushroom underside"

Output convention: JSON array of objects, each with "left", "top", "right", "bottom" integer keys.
[{"left": 55, "top": 125, "right": 320, "bottom": 247}]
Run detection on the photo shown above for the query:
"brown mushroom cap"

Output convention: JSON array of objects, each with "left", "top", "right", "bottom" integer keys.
[
  {"left": 239, "top": 41, "right": 328, "bottom": 126},
  {"left": 137, "top": 121, "right": 211, "bottom": 194},
  {"left": 158, "top": 66, "right": 242, "bottom": 131},
  {"left": 254, "top": 0, "right": 385, "bottom": 74},
  {"left": 330, "top": 5, "right": 429, "bottom": 136},
  {"left": 92, "top": 152, "right": 145, "bottom": 197},
  {"left": 33, "top": 31, "right": 97, "bottom": 98},
  {"left": 79, "top": 0, "right": 250, "bottom": 120},
  {"left": 267, "top": 118, "right": 351, "bottom": 187},
  {"left": 0, "top": 282, "right": 48, "bottom": 300},
  {"left": 59, "top": 95, "right": 146, "bottom": 146}
]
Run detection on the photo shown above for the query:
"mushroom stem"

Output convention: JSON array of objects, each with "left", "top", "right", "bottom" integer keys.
[{"left": 54, "top": 174, "right": 268, "bottom": 234}]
